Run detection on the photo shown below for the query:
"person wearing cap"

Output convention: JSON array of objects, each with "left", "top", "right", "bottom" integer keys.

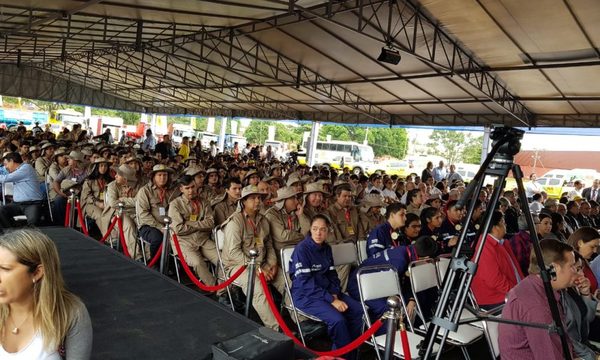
[
  {"left": 242, "top": 170, "right": 260, "bottom": 187},
  {"left": 325, "top": 183, "right": 366, "bottom": 291},
  {"left": 348, "top": 235, "right": 438, "bottom": 328},
  {"left": 221, "top": 185, "right": 284, "bottom": 330},
  {"left": 100, "top": 164, "right": 144, "bottom": 259},
  {"left": 288, "top": 214, "right": 364, "bottom": 360},
  {"left": 27, "top": 146, "right": 41, "bottom": 164},
  {"left": 264, "top": 186, "right": 304, "bottom": 254},
  {"left": 47, "top": 147, "right": 68, "bottom": 200},
  {"left": 360, "top": 194, "right": 387, "bottom": 236},
  {"left": 0, "top": 152, "right": 45, "bottom": 227},
  {"left": 52, "top": 151, "right": 89, "bottom": 226},
  {"left": 34, "top": 143, "right": 55, "bottom": 181},
  {"left": 124, "top": 155, "right": 148, "bottom": 185},
  {"left": 201, "top": 168, "right": 223, "bottom": 201},
  {"left": 211, "top": 177, "right": 242, "bottom": 226},
  {"left": 286, "top": 173, "right": 304, "bottom": 194},
  {"left": 136, "top": 164, "right": 178, "bottom": 259},
  {"left": 298, "top": 182, "right": 328, "bottom": 234},
  {"left": 184, "top": 165, "right": 206, "bottom": 198},
  {"left": 168, "top": 175, "right": 219, "bottom": 285},
  {"left": 81, "top": 157, "right": 113, "bottom": 228}
]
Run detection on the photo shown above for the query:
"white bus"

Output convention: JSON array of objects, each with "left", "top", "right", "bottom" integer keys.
[{"left": 306, "top": 139, "right": 375, "bottom": 173}]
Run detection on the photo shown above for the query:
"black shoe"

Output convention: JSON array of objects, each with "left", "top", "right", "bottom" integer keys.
[
  {"left": 217, "top": 294, "right": 232, "bottom": 307},
  {"left": 298, "top": 320, "right": 327, "bottom": 340}
]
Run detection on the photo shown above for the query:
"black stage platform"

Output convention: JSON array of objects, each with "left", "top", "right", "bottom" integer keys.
[{"left": 43, "top": 227, "right": 311, "bottom": 360}]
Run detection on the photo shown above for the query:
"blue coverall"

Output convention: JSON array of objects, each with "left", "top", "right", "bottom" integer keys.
[
  {"left": 347, "top": 246, "right": 417, "bottom": 322},
  {"left": 366, "top": 221, "right": 397, "bottom": 258},
  {"left": 289, "top": 235, "right": 363, "bottom": 359}
]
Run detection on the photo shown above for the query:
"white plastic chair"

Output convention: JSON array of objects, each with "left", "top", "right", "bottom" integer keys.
[
  {"left": 356, "top": 264, "right": 440, "bottom": 359},
  {"left": 357, "top": 239, "right": 368, "bottom": 263},
  {"left": 214, "top": 227, "right": 235, "bottom": 311},
  {"left": 408, "top": 259, "right": 483, "bottom": 360}
]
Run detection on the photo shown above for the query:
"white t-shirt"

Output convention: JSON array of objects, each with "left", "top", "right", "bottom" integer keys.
[{"left": 0, "top": 331, "right": 61, "bottom": 360}]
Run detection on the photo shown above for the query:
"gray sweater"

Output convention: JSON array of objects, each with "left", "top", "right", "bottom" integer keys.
[{"left": 64, "top": 298, "right": 93, "bottom": 360}]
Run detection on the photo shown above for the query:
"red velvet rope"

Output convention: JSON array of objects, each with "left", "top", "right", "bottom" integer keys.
[
  {"left": 75, "top": 200, "right": 89, "bottom": 236},
  {"left": 146, "top": 244, "right": 163, "bottom": 268},
  {"left": 116, "top": 216, "right": 131, "bottom": 258},
  {"left": 400, "top": 327, "right": 412, "bottom": 360},
  {"left": 258, "top": 272, "right": 383, "bottom": 357},
  {"left": 172, "top": 233, "right": 247, "bottom": 292},
  {"left": 99, "top": 216, "right": 118, "bottom": 244},
  {"left": 64, "top": 200, "right": 71, "bottom": 227}
]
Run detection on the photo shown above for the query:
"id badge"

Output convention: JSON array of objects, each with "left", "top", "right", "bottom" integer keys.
[
  {"left": 159, "top": 207, "right": 166, "bottom": 216},
  {"left": 346, "top": 226, "right": 355, "bottom": 236},
  {"left": 189, "top": 214, "right": 198, "bottom": 221},
  {"left": 71, "top": 177, "right": 77, "bottom": 182},
  {"left": 254, "top": 236, "right": 263, "bottom": 246},
  {"left": 98, "top": 192, "right": 104, "bottom": 200}
]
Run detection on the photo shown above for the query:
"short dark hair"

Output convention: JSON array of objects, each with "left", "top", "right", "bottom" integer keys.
[
  {"left": 3, "top": 152, "right": 22, "bottom": 164},
  {"left": 532, "top": 193, "right": 542, "bottom": 201},
  {"left": 224, "top": 177, "right": 242, "bottom": 190},
  {"left": 566, "top": 200, "right": 578, "bottom": 211},
  {"left": 529, "top": 239, "right": 573, "bottom": 275},
  {"left": 334, "top": 183, "right": 352, "bottom": 197},
  {"left": 404, "top": 213, "right": 420, "bottom": 228},
  {"left": 414, "top": 236, "right": 438, "bottom": 258},
  {"left": 311, "top": 214, "right": 331, "bottom": 227},
  {"left": 178, "top": 175, "right": 195, "bottom": 187},
  {"left": 490, "top": 210, "right": 504, "bottom": 228},
  {"left": 407, "top": 189, "right": 420, "bottom": 205},
  {"left": 385, "top": 203, "right": 406, "bottom": 220}
]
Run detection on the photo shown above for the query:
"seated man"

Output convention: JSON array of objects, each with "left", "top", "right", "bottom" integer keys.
[
  {"left": 264, "top": 186, "right": 304, "bottom": 254},
  {"left": 222, "top": 185, "right": 284, "bottom": 330},
  {"left": 136, "top": 164, "right": 178, "bottom": 259},
  {"left": 289, "top": 214, "right": 363, "bottom": 360},
  {"left": 366, "top": 203, "right": 407, "bottom": 258},
  {"left": 212, "top": 177, "right": 242, "bottom": 226},
  {"left": 499, "top": 239, "right": 578, "bottom": 359},
  {"left": 0, "top": 152, "right": 44, "bottom": 227},
  {"left": 169, "top": 175, "right": 218, "bottom": 286},
  {"left": 348, "top": 236, "right": 438, "bottom": 326},
  {"left": 471, "top": 211, "right": 523, "bottom": 309},
  {"left": 99, "top": 164, "right": 143, "bottom": 259}
]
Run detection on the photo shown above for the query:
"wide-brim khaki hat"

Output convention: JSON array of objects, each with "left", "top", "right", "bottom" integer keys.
[
  {"left": 243, "top": 170, "right": 259, "bottom": 181},
  {"left": 286, "top": 174, "right": 303, "bottom": 187},
  {"left": 28, "top": 146, "right": 40, "bottom": 154},
  {"left": 67, "top": 151, "right": 84, "bottom": 162},
  {"left": 272, "top": 186, "right": 301, "bottom": 203},
  {"left": 92, "top": 157, "right": 112, "bottom": 165},
  {"left": 60, "top": 179, "right": 79, "bottom": 192},
  {"left": 40, "top": 143, "right": 55, "bottom": 151},
  {"left": 53, "top": 147, "right": 68, "bottom": 158},
  {"left": 150, "top": 164, "right": 174, "bottom": 175},
  {"left": 361, "top": 194, "right": 387, "bottom": 209},
  {"left": 240, "top": 185, "right": 267, "bottom": 200},
  {"left": 304, "top": 182, "right": 327, "bottom": 195},
  {"left": 116, "top": 164, "right": 138, "bottom": 183},
  {"left": 184, "top": 165, "right": 205, "bottom": 177}
]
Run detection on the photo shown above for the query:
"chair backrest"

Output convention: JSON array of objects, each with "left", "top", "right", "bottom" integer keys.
[
  {"left": 331, "top": 242, "right": 358, "bottom": 266},
  {"left": 281, "top": 246, "right": 295, "bottom": 273},
  {"left": 408, "top": 259, "right": 439, "bottom": 293},
  {"left": 356, "top": 239, "right": 368, "bottom": 263},
  {"left": 357, "top": 265, "right": 401, "bottom": 302},
  {"left": 436, "top": 255, "right": 451, "bottom": 283},
  {"left": 214, "top": 228, "right": 226, "bottom": 251}
]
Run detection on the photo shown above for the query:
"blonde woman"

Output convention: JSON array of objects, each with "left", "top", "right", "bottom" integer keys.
[{"left": 0, "top": 229, "right": 92, "bottom": 359}]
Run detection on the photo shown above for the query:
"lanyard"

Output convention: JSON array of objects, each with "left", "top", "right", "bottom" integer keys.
[
  {"left": 97, "top": 179, "right": 105, "bottom": 192},
  {"left": 344, "top": 208, "right": 351, "bottom": 223},
  {"left": 245, "top": 213, "right": 258, "bottom": 236},
  {"left": 158, "top": 188, "right": 166, "bottom": 204},
  {"left": 287, "top": 215, "right": 294, "bottom": 231}
]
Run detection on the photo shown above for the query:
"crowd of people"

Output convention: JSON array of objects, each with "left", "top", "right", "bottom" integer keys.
[{"left": 0, "top": 124, "right": 599, "bottom": 359}]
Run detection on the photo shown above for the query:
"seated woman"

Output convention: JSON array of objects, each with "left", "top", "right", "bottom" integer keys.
[
  {"left": 561, "top": 252, "right": 599, "bottom": 360},
  {"left": 81, "top": 157, "right": 113, "bottom": 231},
  {"left": 419, "top": 206, "right": 443, "bottom": 239},
  {"left": 399, "top": 213, "right": 422, "bottom": 246},
  {"left": 567, "top": 227, "right": 600, "bottom": 295},
  {"left": 0, "top": 229, "right": 92, "bottom": 359},
  {"left": 289, "top": 214, "right": 363, "bottom": 360}
]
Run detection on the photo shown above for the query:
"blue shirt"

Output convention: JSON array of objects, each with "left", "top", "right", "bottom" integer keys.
[
  {"left": 590, "top": 256, "right": 600, "bottom": 287},
  {"left": 366, "top": 221, "right": 395, "bottom": 258},
  {"left": 0, "top": 163, "right": 44, "bottom": 202},
  {"left": 289, "top": 235, "right": 341, "bottom": 307}
]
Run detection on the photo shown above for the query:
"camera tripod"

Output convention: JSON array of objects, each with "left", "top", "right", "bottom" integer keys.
[{"left": 419, "top": 126, "right": 572, "bottom": 360}]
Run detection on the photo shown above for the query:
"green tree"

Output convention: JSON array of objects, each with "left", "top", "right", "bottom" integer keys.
[
  {"left": 243, "top": 120, "right": 270, "bottom": 144},
  {"left": 368, "top": 128, "right": 409, "bottom": 158},
  {"left": 462, "top": 135, "right": 484, "bottom": 164},
  {"left": 428, "top": 130, "right": 466, "bottom": 164}
]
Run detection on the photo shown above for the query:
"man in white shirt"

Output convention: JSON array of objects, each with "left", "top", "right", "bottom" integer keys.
[
  {"left": 141, "top": 129, "right": 156, "bottom": 152},
  {"left": 567, "top": 180, "right": 584, "bottom": 201},
  {"left": 528, "top": 193, "right": 543, "bottom": 214},
  {"left": 525, "top": 173, "right": 542, "bottom": 200},
  {"left": 432, "top": 161, "right": 446, "bottom": 182}
]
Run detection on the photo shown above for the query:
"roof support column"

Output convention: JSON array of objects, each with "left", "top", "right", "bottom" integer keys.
[
  {"left": 481, "top": 125, "right": 492, "bottom": 165},
  {"left": 218, "top": 117, "right": 227, "bottom": 153},
  {"left": 306, "top": 121, "right": 320, "bottom": 167}
]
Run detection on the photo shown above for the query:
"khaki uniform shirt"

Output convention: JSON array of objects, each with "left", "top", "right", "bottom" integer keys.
[
  {"left": 35, "top": 157, "right": 52, "bottom": 181},
  {"left": 222, "top": 210, "right": 277, "bottom": 270},
  {"left": 299, "top": 205, "right": 326, "bottom": 235},
  {"left": 103, "top": 180, "right": 143, "bottom": 219},
  {"left": 47, "top": 163, "right": 63, "bottom": 200},
  {"left": 361, "top": 210, "right": 386, "bottom": 236},
  {"left": 81, "top": 178, "right": 109, "bottom": 212},
  {"left": 168, "top": 195, "right": 214, "bottom": 246},
  {"left": 135, "top": 182, "right": 178, "bottom": 229},
  {"left": 201, "top": 185, "right": 223, "bottom": 202},
  {"left": 264, "top": 206, "right": 304, "bottom": 252},
  {"left": 326, "top": 202, "right": 365, "bottom": 244},
  {"left": 212, "top": 194, "right": 238, "bottom": 226}
]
